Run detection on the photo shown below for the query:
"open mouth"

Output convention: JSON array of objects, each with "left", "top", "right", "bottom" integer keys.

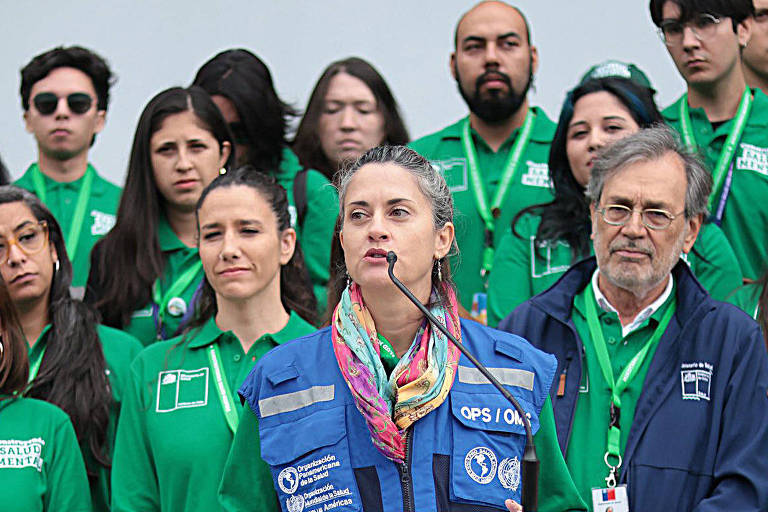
[{"left": 365, "top": 248, "right": 388, "bottom": 259}]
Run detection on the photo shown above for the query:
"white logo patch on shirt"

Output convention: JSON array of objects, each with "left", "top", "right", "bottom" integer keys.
[
  {"left": 681, "top": 361, "right": 713, "bottom": 401},
  {"left": 520, "top": 161, "right": 551, "bottom": 188},
  {"left": 90, "top": 210, "right": 116, "bottom": 236},
  {"left": 530, "top": 237, "right": 571, "bottom": 278},
  {"left": 464, "top": 446, "right": 498, "bottom": 484},
  {"left": 0, "top": 438, "right": 45, "bottom": 471},
  {"left": 431, "top": 158, "right": 468, "bottom": 193},
  {"left": 736, "top": 143, "right": 768, "bottom": 176},
  {"left": 498, "top": 456, "right": 521, "bottom": 491},
  {"left": 156, "top": 368, "right": 209, "bottom": 412}
]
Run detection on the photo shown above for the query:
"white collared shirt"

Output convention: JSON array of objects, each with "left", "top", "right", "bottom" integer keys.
[{"left": 591, "top": 270, "right": 675, "bottom": 338}]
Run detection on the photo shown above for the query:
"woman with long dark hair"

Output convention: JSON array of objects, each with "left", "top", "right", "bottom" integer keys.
[
  {"left": 293, "top": 56, "right": 410, "bottom": 179},
  {"left": 111, "top": 167, "right": 316, "bottom": 512},
  {"left": 0, "top": 275, "right": 91, "bottom": 512},
  {"left": 86, "top": 86, "right": 234, "bottom": 345},
  {"left": 193, "top": 49, "right": 338, "bottom": 310},
  {"left": 0, "top": 186, "right": 141, "bottom": 512},
  {"left": 486, "top": 62, "right": 743, "bottom": 326}
]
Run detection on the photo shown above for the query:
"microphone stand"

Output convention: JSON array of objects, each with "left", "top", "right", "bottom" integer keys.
[{"left": 386, "top": 251, "right": 539, "bottom": 512}]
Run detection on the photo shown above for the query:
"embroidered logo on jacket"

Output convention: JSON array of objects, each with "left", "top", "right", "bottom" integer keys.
[
  {"left": 680, "top": 361, "right": 713, "bottom": 401},
  {"left": 464, "top": 446, "right": 498, "bottom": 484},
  {"left": 498, "top": 457, "right": 521, "bottom": 491}
]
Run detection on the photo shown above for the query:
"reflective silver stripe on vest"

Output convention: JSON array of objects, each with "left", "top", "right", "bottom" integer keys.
[
  {"left": 458, "top": 366, "right": 535, "bottom": 391},
  {"left": 259, "top": 385, "right": 335, "bottom": 418}
]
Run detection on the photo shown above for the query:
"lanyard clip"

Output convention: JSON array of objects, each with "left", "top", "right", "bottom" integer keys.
[{"left": 603, "top": 452, "right": 622, "bottom": 488}]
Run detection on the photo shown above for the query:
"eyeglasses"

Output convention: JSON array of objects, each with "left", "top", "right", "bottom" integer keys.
[
  {"left": 32, "top": 92, "right": 93, "bottom": 115},
  {"left": 596, "top": 205, "right": 684, "bottom": 230},
  {"left": 658, "top": 13, "right": 723, "bottom": 47},
  {"left": 0, "top": 221, "right": 49, "bottom": 264}
]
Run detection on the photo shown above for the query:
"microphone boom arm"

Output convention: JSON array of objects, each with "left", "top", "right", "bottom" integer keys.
[{"left": 386, "top": 251, "right": 539, "bottom": 512}]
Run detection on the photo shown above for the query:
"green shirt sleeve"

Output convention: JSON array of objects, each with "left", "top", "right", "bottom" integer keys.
[
  {"left": 534, "top": 396, "right": 588, "bottom": 512},
  {"left": 688, "top": 222, "right": 743, "bottom": 301},
  {"left": 299, "top": 170, "right": 339, "bottom": 311},
  {"left": 488, "top": 221, "right": 536, "bottom": 328},
  {"left": 111, "top": 358, "right": 162, "bottom": 512},
  {"left": 218, "top": 405, "right": 280, "bottom": 512},
  {"left": 46, "top": 412, "right": 93, "bottom": 512}
]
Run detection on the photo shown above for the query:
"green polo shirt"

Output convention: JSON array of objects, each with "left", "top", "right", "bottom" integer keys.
[
  {"left": 487, "top": 213, "right": 742, "bottom": 327},
  {"left": 0, "top": 397, "right": 91, "bottom": 512},
  {"left": 220, "top": 379, "right": 586, "bottom": 512},
  {"left": 124, "top": 214, "right": 204, "bottom": 346},
  {"left": 28, "top": 323, "right": 142, "bottom": 512},
  {"left": 276, "top": 147, "right": 339, "bottom": 312},
  {"left": 409, "top": 109, "right": 556, "bottom": 310},
  {"left": 14, "top": 163, "right": 121, "bottom": 293},
  {"left": 112, "top": 312, "right": 314, "bottom": 512},
  {"left": 565, "top": 280, "right": 675, "bottom": 509},
  {"left": 663, "top": 89, "right": 768, "bottom": 279}
]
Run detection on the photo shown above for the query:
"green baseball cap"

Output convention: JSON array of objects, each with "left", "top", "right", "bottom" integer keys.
[{"left": 578, "top": 60, "right": 655, "bottom": 92}]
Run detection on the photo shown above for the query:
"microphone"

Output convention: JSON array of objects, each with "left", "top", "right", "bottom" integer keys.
[{"left": 386, "top": 251, "right": 539, "bottom": 512}]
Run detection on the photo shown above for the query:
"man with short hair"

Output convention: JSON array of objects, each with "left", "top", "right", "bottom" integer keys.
[
  {"left": 651, "top": 0, "right": 768, "bottom": 281},
  {"left": 15, "top": 46, "right": 120, "bottom": 295},
  {"left": 499, "top": 126, "right": 768, "bottom": 511},
  {"left": 743, "top": 0, "right": 768, "bottom": 92},
  {"left": 410, "top": 1, "right": 556, "bottom": 321}
]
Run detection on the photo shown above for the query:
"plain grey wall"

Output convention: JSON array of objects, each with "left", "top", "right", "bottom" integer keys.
[{"left": 1, "top": 0, "right": 686, "bottom": 185}]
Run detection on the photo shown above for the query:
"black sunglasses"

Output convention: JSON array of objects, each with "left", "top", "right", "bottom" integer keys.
[{"left": 32, "top": 92, "right": 93, "bottom": 115}]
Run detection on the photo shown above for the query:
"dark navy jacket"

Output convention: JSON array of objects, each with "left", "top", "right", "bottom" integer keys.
[
  {"left": 498, "top": 257, "right": 768, "bottom": 511},
  {"left": 239, "top": 320, "right": 556, "bottom": 512}
]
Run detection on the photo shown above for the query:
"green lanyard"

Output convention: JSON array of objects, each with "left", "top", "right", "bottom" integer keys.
[
  {"left": 31, "top": 164, "right": 95, "bottom": 260},
  {"left": 207, "top": 343, "right": 239, "bottom": 434},
  {"left": 152, "top": 260, "right": 203, "bottom": 324},
  {"left": 461, "top": 110, "right": 535, "bottom": 279},
  {"left": 585, "top": 281, "right": 676, "bottom": 487},
  {"left": 28, "top": 345, "right": 47, "bottom": 383},
  {"left": 679, "top": 88, "right": 753, "bottom": 211}
]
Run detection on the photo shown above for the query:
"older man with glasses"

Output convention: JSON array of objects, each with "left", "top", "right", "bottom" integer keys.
[
  {"left": 13, "top": 46, "right": 120, "bottom": 297},
  {"left": 499, "top": 126, "right": 768, "bottom": 511},
  {"left": 651, "top": 0, "right": 768, "bottom": 289}
]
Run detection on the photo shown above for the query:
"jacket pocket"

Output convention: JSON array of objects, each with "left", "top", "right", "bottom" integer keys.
[
  {"left": 443, "top": 390, "right": 539, "bottom": 510},
  {"left": 260, "top": 406, "right": 363, "bottom": 512},
  {"left": 627, "top": 462, "right": 714, "bottom": 510}
]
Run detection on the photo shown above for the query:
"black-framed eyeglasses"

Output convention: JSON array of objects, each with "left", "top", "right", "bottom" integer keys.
[
  {"left": 0, "top": 221, "right": 49, "bottom": 264},
  {"left": 596, "top": 204, "right": 684, "bottom": 230},
  {"left": 658, "top": 13, "right": 722, "bottom": 47},
  {"left": 32, "top": 92, "right": 93, "bottom": 115}
]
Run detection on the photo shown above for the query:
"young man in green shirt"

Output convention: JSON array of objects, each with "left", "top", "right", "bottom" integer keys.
[
  {"left": 410, "top": 1, "right": 555, "bottom": 320},
  {"left": 15, "top": 46, "right": 121, "bottom": 296},
  {"left": 743, "top": 0, "right": 768, "bottom": 93},
  {"left": 652, "top": 0, "right": 768, "bottom": 280},
  {"left": 499, "top": 127, "right": 768, "bottom": 510}
]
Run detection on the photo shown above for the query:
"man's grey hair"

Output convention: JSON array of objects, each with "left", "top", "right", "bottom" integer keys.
[{"left": 586, "top": 126, "right": 712, "bottom": 218}]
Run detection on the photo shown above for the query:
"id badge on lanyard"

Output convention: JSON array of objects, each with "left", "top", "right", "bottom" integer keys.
[{"left": 591, "top": 485, "right": 629, "bottom": 512}]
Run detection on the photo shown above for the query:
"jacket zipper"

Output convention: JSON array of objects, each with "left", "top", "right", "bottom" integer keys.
[{"left": 397, "top": 429, "right": 415, "bottom": 512}]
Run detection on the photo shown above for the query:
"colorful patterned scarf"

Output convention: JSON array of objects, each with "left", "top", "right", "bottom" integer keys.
[{"left": 331, "top": 282, "right": 461, "bottom": 463}]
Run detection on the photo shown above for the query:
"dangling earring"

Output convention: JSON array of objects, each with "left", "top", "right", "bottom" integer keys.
[
  {"left": 0, "top": 338, "right": 4, "bottom": 357},
  {"left": 346, "top": 270, "right": 351, "bottom": 288},
  {"left": 219, "top": 168, "right": 227, "bottom": 175},
  {"left": 436, "top": 259, "right": 443, "bottom": 282},
  {"left": 54, "top": 260, "right": 60, "bottom": 273}
]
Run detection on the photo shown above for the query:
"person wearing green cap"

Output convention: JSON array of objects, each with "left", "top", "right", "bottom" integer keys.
[
  {"left": 0, "top": 269, "right": 92, "bottom": 512},
  {"left": 86, "top": 87, "right": 234, "bottom": 346},
  {"left": 487, "top": 64, "right": 742, "bottom": 327},
  {"left": 15, "top": 46, "right": 121, "bottom": 297},
  {"left": 651, "top": 0, "right": 768, "bottom": 281},
  {"left": 111, "top": 167, "right": 316, "bottom": 512},
  {"left": 409, "top": 2, "right": 556, "bottom": 323},
  {"left": 193, "top": 49, "right": 339, "bottom": 312}
]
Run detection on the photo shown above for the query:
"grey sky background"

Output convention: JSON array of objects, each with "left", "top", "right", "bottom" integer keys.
[{"left": 0, "top": 1, "right": 685, "bottom": 185}]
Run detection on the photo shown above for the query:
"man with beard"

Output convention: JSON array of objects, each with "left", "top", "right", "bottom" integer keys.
[
  {"left": 14, "top": 46, "right": 120, "bottom": 296},
  {"left": 498, "top": 127, "right": 768, "bottom": 511},
  {"left": 410, "top": 2, "right": 556, "bottom": 321}
]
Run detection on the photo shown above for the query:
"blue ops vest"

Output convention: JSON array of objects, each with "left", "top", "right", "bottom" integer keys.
[{"left": 239, "top": 320, "right": 556, "bottom": 512}]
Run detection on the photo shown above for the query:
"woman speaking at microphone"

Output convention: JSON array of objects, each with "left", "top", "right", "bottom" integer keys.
[
  {"left": 219, "top": 147, "right": 586, "bottom": 512},
  {"left": 110, "top": 167, "right": 317, "bottom": 511}
]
